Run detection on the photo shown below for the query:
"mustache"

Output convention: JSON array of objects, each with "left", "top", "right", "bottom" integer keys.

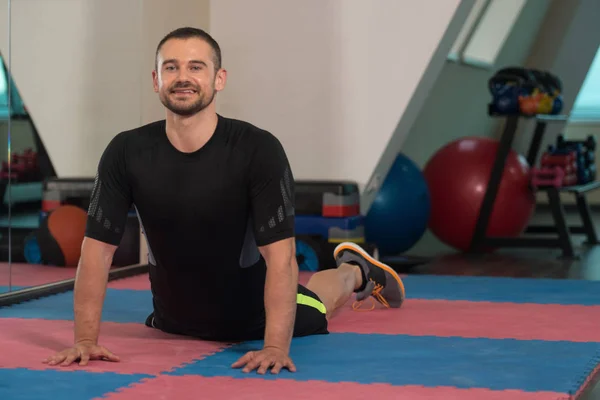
[{"left": 170, "top": 82, "right": 198, "bottom": 92}]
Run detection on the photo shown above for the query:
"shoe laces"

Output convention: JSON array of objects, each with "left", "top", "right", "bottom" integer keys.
[{"left": 352, "top": 281, "right": 390, "bottom": 311}]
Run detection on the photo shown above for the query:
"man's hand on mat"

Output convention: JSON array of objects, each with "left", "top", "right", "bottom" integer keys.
[
  {"left": 231, "top": 346, "right": 296, "bottom": 375},
  {"left": 42, "top": 341, "right": 120, "bottom": 367}
]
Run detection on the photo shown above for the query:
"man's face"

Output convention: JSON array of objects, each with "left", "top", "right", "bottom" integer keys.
[{"left": 153, "top": 38, "right": 226, "bottom": 116}]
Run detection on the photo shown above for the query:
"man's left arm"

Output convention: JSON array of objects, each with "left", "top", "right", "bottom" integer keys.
[
  {"left": 259, "top": 237, "right": 298, "bottom": 353},
  {"left": 231, "top": 131, "right": 298, "bottom": 374}
]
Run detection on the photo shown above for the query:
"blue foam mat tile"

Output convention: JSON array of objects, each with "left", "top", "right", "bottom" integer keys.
[
  {"left": 401, "top": 275, "right": 600, "bottom": 305},
  {"left": 0, "top": 289, "right": 152, "bottom": 323},
  {"left": 167, "top": 332, "right": 600, "bottom": 394},
  {"left": 0, "top": 286, "right": 26, "bottom": 293},
  {"left": 2, "top": 275, "right": 600, "bottom": 324},
  {"left": 0, "top": 368, "right": 153, "bottom": 400}
]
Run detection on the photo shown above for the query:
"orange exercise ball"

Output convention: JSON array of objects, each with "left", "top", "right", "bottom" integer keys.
[{"left": 36, "top": 205, "right": 88, "bottom": 267}]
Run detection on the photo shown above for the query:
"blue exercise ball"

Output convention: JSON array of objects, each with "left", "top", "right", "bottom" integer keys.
[{"left": 365, "top": 153, "right": 430, "bottom": 256}]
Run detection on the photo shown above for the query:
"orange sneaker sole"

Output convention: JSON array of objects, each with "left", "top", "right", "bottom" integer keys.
[{"left": 333, "top": 242, "right": 406, "bottom": 301}]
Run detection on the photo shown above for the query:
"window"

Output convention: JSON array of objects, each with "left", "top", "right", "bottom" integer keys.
[
  {"left": 448, "top": 0, "right": 491, "bottom": 62},
  {"left": 570, "top": 46, "right": 600, "bottom": 123},
  {"left": 449, "top": 0, "right": 527, "bottom": 69}
]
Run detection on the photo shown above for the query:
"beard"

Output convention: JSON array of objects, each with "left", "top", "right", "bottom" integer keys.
[{"left": 159, "top": 81, "right": 216, "bottom": 116}]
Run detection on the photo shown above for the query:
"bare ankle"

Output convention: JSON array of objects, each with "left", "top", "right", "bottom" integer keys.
[{"left": 339, "top": 262, "right": 363, "bottom": 291}]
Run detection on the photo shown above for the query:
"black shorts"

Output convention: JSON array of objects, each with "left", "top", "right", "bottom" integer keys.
[
  {"left": 145, "top": 284, "right": 329, "bottom": 341},
  {"left": 292, "top": 284, "right": 330, "bottom": 337}
]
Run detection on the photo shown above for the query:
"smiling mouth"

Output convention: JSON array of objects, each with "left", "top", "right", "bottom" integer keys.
[{"left": 172, "top": 89, "right": 197, "bottom": 94}]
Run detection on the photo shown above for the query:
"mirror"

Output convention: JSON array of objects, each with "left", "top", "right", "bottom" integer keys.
[
  {"left": 0, "top": 0, "right": 10, "bottom": 293},
  {"left": 0, "top": 0, "right": 146, "bottom": 295},
  {"left": 0, "top": 4, "right": 63, "bottom": 293},
  {"left": 1, "top": 49, "right": 65, "bottom": 293}
]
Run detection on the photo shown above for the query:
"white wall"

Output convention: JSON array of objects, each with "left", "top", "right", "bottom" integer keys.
[
  {"left": 0, "top": 0, "right": 7, "bottom": 73},
  {"left": 1, "top": 0, "right": 142, "bottom": 177},
  {"left": 0, "top": 0, "right": 209, "bottom": 177},
  {"left": 210, "top": 0, "right": 470, "bottom": 199},
  {"left": 139, "top": 0, "right": 211, "bottom": 125},
  {"left": 2, "top": 0, "right": 470, "bottom": 196}
]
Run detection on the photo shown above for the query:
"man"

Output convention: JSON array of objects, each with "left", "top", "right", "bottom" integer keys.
[{"left": 43, "top": 27, "right": 405, "bottom": 375}]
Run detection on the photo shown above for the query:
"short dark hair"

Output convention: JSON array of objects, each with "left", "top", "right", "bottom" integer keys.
[{"left": 155, "top": 27, "right": 222, "bottom": 72}]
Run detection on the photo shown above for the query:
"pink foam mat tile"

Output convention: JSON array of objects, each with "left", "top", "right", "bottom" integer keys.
[
  {"left": 107, "top": 271, "right": 326, "bottom": 291},
  {"left": 0, "top": 318, "right": 229, "bottom": 375},
  {"left": 96, "top": 375, "right": 566, "bottom": 400},
  {"left": 328, "top": 299, "right": 600, "bottom": 342},
  {"left": 105, "top": 271, "right": 406, "bottom": 291},
  {"left": 0, "top": 262, "right": 77, "bottom": 287},
  {"left": 108, "top": 272, "right": 315, "bottom": 291}
]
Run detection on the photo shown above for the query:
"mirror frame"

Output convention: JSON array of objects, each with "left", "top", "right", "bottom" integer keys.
[{"left": 0, "top": 263, "right": 148, "bottom": 307}]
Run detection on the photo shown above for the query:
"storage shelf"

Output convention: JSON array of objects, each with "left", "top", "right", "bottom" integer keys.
[{"left": 468, "top": 113, "right": 599, "bottom": 259}]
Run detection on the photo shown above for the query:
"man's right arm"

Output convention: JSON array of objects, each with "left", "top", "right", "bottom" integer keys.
[
  {"left": 43, "top": 134, "right": 133, "bottom": 366},
  {"left": 77, "top": 132, "right": 133, "bottom": 343},
  {"left": 73, "top": 237, "right": 118, "bottom": 346}
]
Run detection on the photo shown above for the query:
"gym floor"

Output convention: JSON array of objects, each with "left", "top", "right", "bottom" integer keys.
[
  {"left": 0, "top": 202, "right": 599, "bottom": 399},
  {"left": 404, "top": 205, "right": 600, "bottom": 399},
  {"left": 407, "top": 205, "right": 600, "bottom": 280}
]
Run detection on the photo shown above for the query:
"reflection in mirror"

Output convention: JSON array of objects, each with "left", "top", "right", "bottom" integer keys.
[
  {"left": 0, "top": 49, "right": 9, "bottom": 293},
  {"left": 0, "top": 50, "right": 61, "bottom": 293},
  {"left": 0, "top": 49, "right": 141, "bottom": 294},
  {"left": 0, "top": 0, "right": 149, "bottom": 296},
  {"left": 0, "top": 0, "right": 9, "bottom": 294}
]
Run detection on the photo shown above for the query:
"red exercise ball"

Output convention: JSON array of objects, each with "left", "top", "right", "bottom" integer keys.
[
  {"left": 423, "top": 137, "right": 536, "bottom": 251},
  {"left": 39, "top": 205, "right": 88, "bottom": 267}
]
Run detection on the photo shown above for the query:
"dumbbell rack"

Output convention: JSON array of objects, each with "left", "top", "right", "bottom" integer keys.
[{"left": 468, "top": 112, "right": 600, "bottom": 259}]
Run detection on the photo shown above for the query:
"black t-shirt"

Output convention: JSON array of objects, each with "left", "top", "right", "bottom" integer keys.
[{"left": 85, "top": 114, "right": 295, "bottom": 340}]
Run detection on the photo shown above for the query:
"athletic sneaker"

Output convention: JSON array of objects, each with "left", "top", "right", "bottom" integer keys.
[{"left": 333, "top": 242, "right": 405, "bottom": 310}]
